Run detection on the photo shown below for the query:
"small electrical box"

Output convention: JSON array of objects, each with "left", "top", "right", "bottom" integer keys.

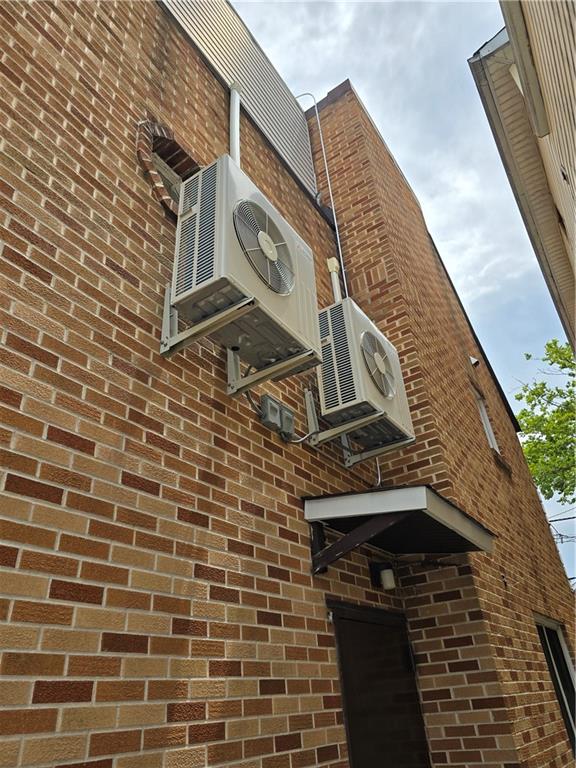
[
  {"left": 260, "top": 395, "right": 296, "bottom": 440},
  {"left": 280, "top": 407, "right": 295, "bottom": 440},
  {"left": 261, "top": 395, "right": 282, "bottom": 431}
]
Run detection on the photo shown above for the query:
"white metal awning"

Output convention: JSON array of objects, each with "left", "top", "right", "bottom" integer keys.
[{"left": 304, "top": 486, "right": 495, "bottom": 574}]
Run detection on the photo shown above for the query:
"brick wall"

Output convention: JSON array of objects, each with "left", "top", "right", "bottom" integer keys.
[
  {"left": 0, "top": 3, "right": 573, "bottom": 768},
  {"left": 308, "top": 81, "right": 575, "bottom": 767}
]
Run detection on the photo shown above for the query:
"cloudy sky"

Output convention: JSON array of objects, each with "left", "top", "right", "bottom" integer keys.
[{"left": 232, "top": 0, "right": 573, "bottom": 575}]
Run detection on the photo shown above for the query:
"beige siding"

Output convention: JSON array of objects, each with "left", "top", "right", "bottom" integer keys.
[
  {"left": 482, "top": 40, "right": 575, "bottom": 339},
  {"left": 523, "top": 1, "right": 575, "bottom": 262}
]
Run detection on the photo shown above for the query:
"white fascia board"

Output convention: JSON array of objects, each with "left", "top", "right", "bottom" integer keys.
[
  {"left": 304, "top": 486, "right": 429, "bottom": 522},
  {"left": 424, "top": 488, "right": 494, "bottom": 554}
]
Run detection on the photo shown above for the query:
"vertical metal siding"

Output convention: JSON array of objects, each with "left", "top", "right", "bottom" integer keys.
[{"left": 160, "top": 0, "right": 317, "bottom": 195}]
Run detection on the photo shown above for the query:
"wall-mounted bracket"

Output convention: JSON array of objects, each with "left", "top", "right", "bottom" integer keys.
[
  {"left": 342, "top": 435, "right": 416, "bottom": 468},
  {"left": 304, "top": 390, "right": 387, "bottom": 447},
  {"left": 160, "top": 285, "right": 257, "bottom": 358},
  {"left": 227, "top": 349, "right": 318, "bottom": 396},
  {"left": 309, "top": 512, "right": 411, "bottom": 575},
  {"left": 303, "top": 390, "right": 415, "bottom": 467},
  {"left": 309, "top": 521, "right": 328, "bottom": 574}
]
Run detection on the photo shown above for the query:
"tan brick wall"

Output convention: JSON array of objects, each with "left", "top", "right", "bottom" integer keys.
[
  {"left": 0, "top": 3, "right": 573, "bottom": 768},
  {"left": 309, "top": 81, "right": 575, "bottom": 767}
]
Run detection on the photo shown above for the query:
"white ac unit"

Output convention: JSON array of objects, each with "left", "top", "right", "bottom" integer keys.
[
  {"left": 317, "top": 298, "right": 414, "bottom": 450},
  {"left": 171, "top": 154, "right": 321, "bottom": 375}
]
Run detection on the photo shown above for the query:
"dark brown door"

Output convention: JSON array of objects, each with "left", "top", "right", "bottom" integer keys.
[{"left": 329, "top": 601, "right": 431, "bottom": 768}]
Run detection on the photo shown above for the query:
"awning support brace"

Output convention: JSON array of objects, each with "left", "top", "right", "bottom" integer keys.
[{"left": 309, "top": 511, "right": 413, "bottom": 575}]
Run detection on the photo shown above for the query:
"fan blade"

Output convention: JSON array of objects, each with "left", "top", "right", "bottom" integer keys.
[
  {"left": 234, "top": 202, "right": 295, "bottom": 295},
  {"left": 379, "top": 372, "right": 390, "bottom": 396},
  {"left": 267, "top": 216, "right": 282, "bottom": 244},
  {"left": 268, "top": 263, "right": 281, "bottom": 292},
  {"left": 253, "top": 204, "right": 268, "bottom": 232},
  {"left": 383, "top": 372, "right": 395, "bottom": 396},
  {"left": 236, "top": 202, "right": 261, "bottom": 235},
  {"left": 275, "top": 257, "right": 296, "bottom": 294},
  {"left": 235, "top": 217, "right": 260, "bottom": 251},
  {"left": 247, "top": 246, "right": 270, "bottom": 281}
]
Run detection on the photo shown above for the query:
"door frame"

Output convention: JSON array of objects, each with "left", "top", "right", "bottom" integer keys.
[{"left": 327, "top": 598, "right": 431, "bottom": 768}]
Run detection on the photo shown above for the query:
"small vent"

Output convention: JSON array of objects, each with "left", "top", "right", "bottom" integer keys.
[
  {"left": 181, "top": 174, "right": 199, "bottom": 214},
  {"left": 318, "top": 310, "right": 329, "bottom": 340},
  {"left": 175, "top": 213, "right": 197, "bottom": 296},
  {"left": 361, "top": 331, "right": 395, "bottom": 398},
  {"left": 321, "top": 343, "right": 339, "bottom": 410},
  {"left": 196, "top": 163, "right": 217, "bottom": 285},
  {"left": 233, "top": 201, "right": 295, "bottom": 295},
  {"left": 330, "top": 304, "right": 356, "bottom": 404}
]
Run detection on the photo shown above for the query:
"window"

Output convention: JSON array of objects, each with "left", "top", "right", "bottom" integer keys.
[
  {"left": 536, "top": 617, "right": 575, "bottom": 753},
  {"left": 473, "top": 388, "right": 499, "bottom": 453}
]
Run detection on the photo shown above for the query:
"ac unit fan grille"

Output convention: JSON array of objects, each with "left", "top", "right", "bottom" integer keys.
[
  {"left": 233, "top": 201, "right": 295, "bottom": 295},
  {"left": 361, "top": 330, "right": 395, "bottom": 398}
]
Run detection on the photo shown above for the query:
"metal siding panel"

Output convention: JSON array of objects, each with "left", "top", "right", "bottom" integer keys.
[{"left": 161, "top": 0, "right": 317, "bottom": 194}]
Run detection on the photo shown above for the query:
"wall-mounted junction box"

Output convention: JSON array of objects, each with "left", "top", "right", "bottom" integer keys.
[{"left": 260, "top": 395, "right": 295, "bottom": 440}]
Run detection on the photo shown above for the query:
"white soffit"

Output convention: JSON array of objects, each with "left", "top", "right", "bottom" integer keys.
[{"left": 304, "top": 486, "right": 495, "bottom": 554}]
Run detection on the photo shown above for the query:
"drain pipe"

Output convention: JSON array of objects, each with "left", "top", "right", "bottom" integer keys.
[
  {"left": 230, "top": 83, "right": 241, "bottom": 167},
  {"left": 296, "top": 92, "right": 349, "bottom": 299}
]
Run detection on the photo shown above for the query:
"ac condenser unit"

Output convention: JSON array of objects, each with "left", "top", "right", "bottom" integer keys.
[
  {"left": 170, "top": 154, "right": 321, "bottom": 377},
  {"left": 317, "top": 298, "right": 414, "bottom": 451}
]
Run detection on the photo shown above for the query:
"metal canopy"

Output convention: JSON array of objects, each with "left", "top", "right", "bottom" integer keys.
[{"left": 304, "top": 485, "right": 495, "bottom": 575}]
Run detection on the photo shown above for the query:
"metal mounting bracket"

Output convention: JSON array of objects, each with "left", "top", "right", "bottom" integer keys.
[
  {"left": 304, "top": 390, "right": 388, "bottom": 447},
  {"left": 303, "top": 389, "right": 415, "bottom": 467},
  {"left": 160, "top": 285, "right": 257, "bottom": 358},
  {"left": 342, "top": 435, "right": 416, "bottom": 468},
  {"left": 227, "top": 348, "right": 319, "bottom": 397}
]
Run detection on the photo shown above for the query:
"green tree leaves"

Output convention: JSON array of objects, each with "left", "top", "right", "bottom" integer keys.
[{"left": 515, "top": 340, "right": 575, "bottom": 505}]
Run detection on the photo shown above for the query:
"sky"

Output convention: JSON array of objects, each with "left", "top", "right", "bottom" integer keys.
[{"left": 232, "top": 0, "right": 574, "bottom": 576}]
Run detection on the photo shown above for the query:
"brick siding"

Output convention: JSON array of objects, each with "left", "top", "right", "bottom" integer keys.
[
  {"left": 308, "top": 81, "right": 575, "bottom": 767},
  {"left": 0, "top": 3, "right": 573, "bottom": 768}
]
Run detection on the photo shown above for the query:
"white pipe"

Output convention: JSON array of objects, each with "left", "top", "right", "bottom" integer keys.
[
  {"left": 230, "top": 84, "right": 241, "bottom": 167},
  {"left": 296, "top": 92, "right": 349, "bottom": 298},
  {"left": 327, "top": 257, "right": 342, "bottom": 303}
]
